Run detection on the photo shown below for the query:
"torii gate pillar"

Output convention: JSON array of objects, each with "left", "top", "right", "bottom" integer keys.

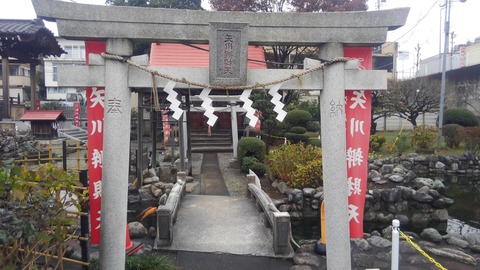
[
  {"left": 319, "top": 43, "right": 351, "bottom": 268},
  {"left": 99, "top": 38, "right": 133, "bottom": 270}
]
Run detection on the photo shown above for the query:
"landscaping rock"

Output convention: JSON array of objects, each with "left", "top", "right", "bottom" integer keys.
[
  {"left": 412, "top": 191, "right": 434, "bottom": 203},
  {"left": 420, "top": 228, "right": 442, "bottom": 243},
  {"left": 352, "top": 253, "right": 374, "bottom": 267},
  {"left": 466, "top": 233, "right": 480, "bottom": 246},
  {"left": 447, "top": 236, "right": 469, "bottom": 249},
  {"left": 413, "top": 178, "right": 434, "bottom": 189},
  {"left": 423, "top": 247, "right": 477, "bottom": 265},
  {"left": 128, "top": 221, "right": 148, "bottom": 239},
  {"left": 352, "top": 238, "right": 371, "bottom": 251},
  {"left": 431, "top": 209, "right": 448, "bottom": 221},
  {"left": 367, "top": 236, "right": 391, "bottom": 248},
  {"left": 433, "top": 197, "right": 454, "bottom": 208},
  {"left": 381, "top": 188, "right": 401, "bottom": 203},
  {"left": 388, "top": 174, "right": 404, "bottom": 183},
  {"left": 303, "top": 188, "right": 316, "bottom": 197},
  {"left": 470, "top": 245, "right": 480, "bottom": 254},
  {"left": 293, "top": 253, "right": 321, "bottom": 267},
  {"left": 379, "top": 164, "right": 394, "bottom": 174}
]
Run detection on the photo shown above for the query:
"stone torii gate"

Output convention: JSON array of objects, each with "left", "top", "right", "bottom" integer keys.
[{"left": 32, "top": 0, "right": 408, "bottom": 269}]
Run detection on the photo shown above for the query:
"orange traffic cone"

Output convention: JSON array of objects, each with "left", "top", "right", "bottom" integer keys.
[
  {"left": 126, "top": 226, "right": 134, "bottom": 250},
  {"left": 126, "top": 225, "right": 143, "bottom": 256}
]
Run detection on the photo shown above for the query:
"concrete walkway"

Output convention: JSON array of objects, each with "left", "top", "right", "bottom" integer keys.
[
  {"left": 161, "top": 195, "right": 274, "bottom": 256},
  {"left": 200, "top": 152, "right": 230, "bottom": 195},
  {"left": 156, "top": 152, "right": 293, "bottom": 269}
]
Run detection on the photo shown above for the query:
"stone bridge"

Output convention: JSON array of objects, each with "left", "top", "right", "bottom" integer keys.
[{"left": 154, "top": 171, "right": 294, "bottom": 260}]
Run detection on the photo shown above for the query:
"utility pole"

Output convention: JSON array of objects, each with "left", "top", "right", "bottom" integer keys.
[
  {"left": 437, "top": 0, "right": 467, "bottom": 148},
  {"left": 437, "top": 0, "right": 451, "bottom": 148}
]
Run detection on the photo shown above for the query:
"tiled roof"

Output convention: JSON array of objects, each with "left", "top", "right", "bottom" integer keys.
[
  {"left": 0, "top": 19, "right": 65, "bottom": 60},
  {"left": 20, "top": 110, "right": 66, "bottom": 121},
  {"left": 149, "top": 43, "right": 267, "bottom": 69},
  {"left": 0, "top": 20, "right": 44, "bottom": 35}
]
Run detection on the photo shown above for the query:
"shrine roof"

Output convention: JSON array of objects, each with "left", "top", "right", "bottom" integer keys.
[
  {"left": 0, "top": 19, "right": 65, "bottom": 62},
  {"left": 149, "top": 43, "right": 267, "bottom": 69},
  {"left": 20, "top": 110, "right": 66, "bottom": 121}
]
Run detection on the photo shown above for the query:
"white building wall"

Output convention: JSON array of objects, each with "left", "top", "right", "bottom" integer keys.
[
  {"left": 419, "top": 43, "right": 480, "bottom": 77},
  {"left": 42, "top": 38, "right": 139, "bottom": 110},
  {"left": 44, "top": 38, "right": 86, "bottom": 100},
  {"left": 465, "top": 43, "right": 480, "bottom": 66},
  {"left": 375, "top": 112, "right": 438, "bottom": 131}
]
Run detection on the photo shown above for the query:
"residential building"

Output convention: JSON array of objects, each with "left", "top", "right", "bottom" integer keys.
[
  {"left": 43, "top": 38, "right": 86, "bottom": 101},
  {"left": 373, "top": 42, "right": 397, "bottom": 80},
  {"left": 0, "top": 62, "right": 31, "bottom": 102}
]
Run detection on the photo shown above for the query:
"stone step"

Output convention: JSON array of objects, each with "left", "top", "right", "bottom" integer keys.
[
  {"left": 59, "top": 126, "right": 88, "bottom": 142},
  {"left": 191, "top": 146, "right": 233, "bottom": 153},
  {"left": 191, "top": 137, "right": 232, "bottom": 143},
  {"left": 190, "top": 129, "right": 233, "bottom": 152}
]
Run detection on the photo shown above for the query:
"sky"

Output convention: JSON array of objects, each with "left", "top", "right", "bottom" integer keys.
[{"left": 1, "top": 0, "right": 480, "bottom": 74}]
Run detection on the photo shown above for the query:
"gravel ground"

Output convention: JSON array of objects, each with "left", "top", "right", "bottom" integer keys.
[
  {"left": 217, "top": 152, "right": 248, "bottom": 197},
  {"left": 191, "top": 152, "right": 248, "bottom": 197}
]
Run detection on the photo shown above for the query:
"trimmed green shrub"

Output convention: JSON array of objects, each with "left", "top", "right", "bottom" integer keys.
[
  {"left": 443, "top": 108, "right": 479, "bottom": 127},
  {"left": 284, "top": 110, "right": 312, "bottom": 128},
  {"left": 250, "top": 162, "right": 267, "bottom": 177},
  {"left": 394, "top": 134, "right": 410, "bottom": 155},
  {"left": 266, "top": 144, "right": 322, "bottom": 189},
  {"left": 442, "top": 124, "right": 465, "bottom": 148},
  {"left": 298, "top": 100, "right": 320, "bottom": 120},
  {"left": 369, "top": 134, "right": 386, "bottom": 152},
  {"left": 289, "top": 126, "right": 307, "bottom": 134},
  {"left": 241, "top": 156, "right": 259, "bottom": 173},
  {"left": 285, "top": 132, "right": 310, "bottom": 144},
  {"left": 307, "top": 138, "right": 321, "bottom": 147},
  {"left": 306, "top": 121, "right": 320, "bottom": 132},
  {"left": 411, "top": 125, "right": 437, "bottom": 150},
  {"left": 237, "top": 137, "right": 266, "bottom": 164},
  {"left": 464, "top": 126, "right": 480, "bottom": 154},
  {"left": 40, "top": 101, "right": 64, "bottom": 110}
]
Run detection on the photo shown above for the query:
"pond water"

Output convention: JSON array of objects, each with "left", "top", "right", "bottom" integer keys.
[
  {"left": 436, "top": 174, "right": 480, "bottom": 229},
  {"left": 292, "top": 174, "right": 480, "bottom": 241}
]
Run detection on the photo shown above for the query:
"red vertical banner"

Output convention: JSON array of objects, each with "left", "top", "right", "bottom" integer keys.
[
  {"left": 85, "top": 41, "right": 106, "bottom": 244},
  {"left": 344, "top": 47, "right": 372, "bottom": 238},
  {"left": 253, "top": 110, "right": 262, "bottom": 131},
  {"left": 162, "top": 110, "right": 171, "bottom": 145},
  {"left": 73, "top": 102, "right": 80, "bottom": 127}
]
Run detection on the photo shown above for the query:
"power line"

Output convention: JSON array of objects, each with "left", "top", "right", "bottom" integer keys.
[
  {"left": 393, "top": 1, "right": 438, "bottom": 44},
  {"left": 381, "top": 0, "right": 439, "bottom": 50}
]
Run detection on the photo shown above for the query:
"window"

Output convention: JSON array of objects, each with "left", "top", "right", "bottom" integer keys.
[
  {"left": 53, "top": 65, "right": 58, "bottom": 81},
  {"left": 9, "top": 66, "right": 19, "bottom": 76},
  {"left": 47, "top": 87, "right": 68, "bottom": 94},
  {"left": 61, "top": 45, "right": 86, "bottom": 60}
]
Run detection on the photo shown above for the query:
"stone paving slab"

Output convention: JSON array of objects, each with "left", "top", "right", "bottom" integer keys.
[
  {"left": 157, "top": 250, "right": 292, "bottom": 270},
  {"left": 158, "top": 194, "right": 277, "bottom": 257},
  {"left": 200, "top": 152, "right": 230, "bottom": 195}
]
